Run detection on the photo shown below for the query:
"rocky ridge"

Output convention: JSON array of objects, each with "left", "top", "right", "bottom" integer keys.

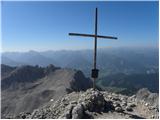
[{"left": 14, "top": 88, "right": 159, "bottom": 119}]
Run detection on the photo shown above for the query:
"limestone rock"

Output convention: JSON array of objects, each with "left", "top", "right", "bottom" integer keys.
[
  {"left": 79, "top": 89, "right": 107, "bottom": 112},
  {"left": 136, "top": 88, "right": 159, "bottom": 108},
  {"left": 115, "top": 107, "right": 123, "bottom": 112},
  {"left": 59, "top": 104, "right": 74, "bottom": 119},
  {"left": 128, "top": 103, "right": 136, "bottom": 108},
  {"left": 72, "top": 104, "right": 84, "bottom": 119},
  {"left": 126, "top": 106, "right": 133, "bottom": 112}
]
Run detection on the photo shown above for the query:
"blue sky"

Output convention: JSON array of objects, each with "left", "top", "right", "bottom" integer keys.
[{"left": 2, "top": 1, "right": 159, "bottom": 52}]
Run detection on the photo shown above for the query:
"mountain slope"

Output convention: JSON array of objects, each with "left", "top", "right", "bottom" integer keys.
[
  {"left": 1, "top": 64, "right": 92, "bottom": 118},
  {"left": 1, "top": 64, "right": 16, "bottom": 79}
]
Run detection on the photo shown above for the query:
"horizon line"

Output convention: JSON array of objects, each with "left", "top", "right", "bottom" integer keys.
[{"left": 1, "top": 46, "right": 159, "bottom": 53}]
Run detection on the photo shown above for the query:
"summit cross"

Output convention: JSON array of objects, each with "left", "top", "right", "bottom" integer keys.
[{"left": 69, "top": 8, "right": 118, "bottom": 89}]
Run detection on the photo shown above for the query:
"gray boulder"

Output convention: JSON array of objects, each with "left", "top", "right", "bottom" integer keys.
[
  {"left": 136, "top": 88, "right": 159, "bottom": 108},
  {"left": 80, "top": 89, "right": 107, "bottom": 112},
  {"left": 72, "top": 104, "right": 84, "bottom": 119}
]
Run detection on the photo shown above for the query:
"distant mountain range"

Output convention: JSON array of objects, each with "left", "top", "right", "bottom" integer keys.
[{"left": 2, "top": 47, "right": 158, "bottom": 77}]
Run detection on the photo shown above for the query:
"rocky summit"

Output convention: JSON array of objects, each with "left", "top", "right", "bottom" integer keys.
[{"left": 14, "top": 88, "right": 159, "bottom": 119}]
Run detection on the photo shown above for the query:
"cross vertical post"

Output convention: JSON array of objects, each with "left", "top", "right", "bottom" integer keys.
[
  {"left": 94, "top": 8, "right": 98, "bottom": 70},
  {"left": 93, "top": 8, "right": 98, "bottom": 89}
]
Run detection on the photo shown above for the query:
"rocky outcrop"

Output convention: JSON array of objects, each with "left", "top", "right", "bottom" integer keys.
[
  {"left": 14, "top": 89, "right": 159, "bottom": 119},
  {"left": 16, "top": 89, "right": 112, "bottom": 119},
  {"left": 68, "top": 70, "right": 92, "bottom": 92},
  {"left": 136, "top": 88, "right": 159, "bottom": 108},
  {"left": 44, "top": 64, "right": 60, "bottom": 75}
]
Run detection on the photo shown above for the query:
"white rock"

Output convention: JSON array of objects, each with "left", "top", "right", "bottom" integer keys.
[{"left": 145, "top": 103, "right": 149, "bottom": 106}]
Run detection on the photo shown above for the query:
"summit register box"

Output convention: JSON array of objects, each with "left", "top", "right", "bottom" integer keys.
[{"left": 91, "top": 69, "right": 99, "bottom": 78}]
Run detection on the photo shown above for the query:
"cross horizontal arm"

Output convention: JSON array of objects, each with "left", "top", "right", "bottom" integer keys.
[
  {"left": 96, "top": 35, "right": 118, "bottom": 39},
  {"left": 69, "top": 33, "right": 117, "bottom": 40}
]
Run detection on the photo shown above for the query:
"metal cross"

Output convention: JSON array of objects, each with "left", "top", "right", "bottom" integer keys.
[{"left": 69, "top": 8, "right": 118, "bottom": 89}]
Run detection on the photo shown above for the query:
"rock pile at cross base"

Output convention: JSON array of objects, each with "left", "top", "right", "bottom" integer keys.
[{"left": 15, "top": 88, "right": 158, "bottom": 119}]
